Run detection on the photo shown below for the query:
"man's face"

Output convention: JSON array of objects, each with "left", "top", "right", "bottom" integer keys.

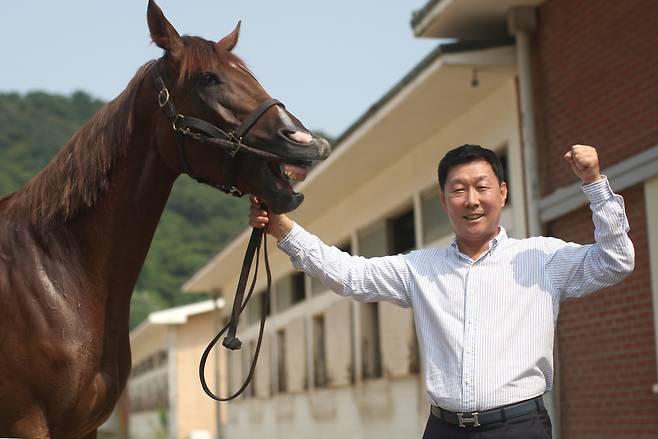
[{"left": 440, "top": 160, "right": 507, "bottom": 251}]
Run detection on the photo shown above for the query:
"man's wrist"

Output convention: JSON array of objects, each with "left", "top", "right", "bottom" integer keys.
[
  {"left": 581, "top": 174, "right": 603, "bottom": 185},
  {"left": 268, "top": 215, "right": 294, "bottom": 241},
  {"left": 582, "top": 175, "right": 612, "bottom": 205}
]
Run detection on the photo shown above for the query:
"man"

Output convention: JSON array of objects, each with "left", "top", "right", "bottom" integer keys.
[{"left": 249, "top": 144, "right": 634, "bottom": 439}]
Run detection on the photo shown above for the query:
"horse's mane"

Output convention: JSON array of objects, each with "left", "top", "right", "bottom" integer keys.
[
  {"left": 2, "top": 61, "right": 155, "bottom": 232},
  {"left": 2, "top": 36, "right": 249, "bottom": 233}
]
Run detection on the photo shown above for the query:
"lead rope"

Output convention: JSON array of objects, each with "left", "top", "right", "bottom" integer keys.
[{"left": 198, "top": 227, "right": 272, "bottom": 401}]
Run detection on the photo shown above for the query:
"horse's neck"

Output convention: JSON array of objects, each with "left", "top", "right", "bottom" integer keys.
[
  {"left": 80, "top": 140, "right": 177, "bottom": 288},
  {"left": 72, "top": 104, "right": 178, "bottom": 305}
]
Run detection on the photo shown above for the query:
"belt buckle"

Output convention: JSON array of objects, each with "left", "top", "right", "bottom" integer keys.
[{"left": 457, "top": 412, "right": 480, "bottom": 428}]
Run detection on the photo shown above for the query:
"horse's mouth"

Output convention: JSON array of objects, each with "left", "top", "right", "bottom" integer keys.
[
  {"left": 255, "top": 135, "right": 329, "bottom": 214},
  {"left": 269, "top": 160, "right": 312, "bottom": 191},
  {"left": 252, "top": 159, "right": 312, "bottom": 214}
]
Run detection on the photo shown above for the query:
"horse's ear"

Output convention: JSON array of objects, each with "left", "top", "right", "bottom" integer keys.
[
  {"left": 147, "top": 0, "right": 184, "bottom": 59},
  {"left": 216, "top": 21, "right": 241, "bottom": 52}
]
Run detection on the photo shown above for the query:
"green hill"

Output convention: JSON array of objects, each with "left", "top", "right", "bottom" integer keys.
[{"left": 0, "top": 91, "right": 249, "bottom": 327}]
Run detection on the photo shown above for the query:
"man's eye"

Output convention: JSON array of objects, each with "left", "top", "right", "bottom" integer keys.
[{"left": 198, "top": 72, "right": 220, "bottom": 86}]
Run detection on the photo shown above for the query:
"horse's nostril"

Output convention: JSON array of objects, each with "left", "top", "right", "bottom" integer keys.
[{"left": 285, "top": 130, "right": 313, "bottom": 145}]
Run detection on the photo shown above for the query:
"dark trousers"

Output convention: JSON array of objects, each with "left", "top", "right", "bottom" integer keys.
[{"left": 422, "top": 408, "right": 552, "bottom": 439}]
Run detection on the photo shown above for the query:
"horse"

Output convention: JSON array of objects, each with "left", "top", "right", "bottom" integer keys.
[{"left": 0, "top": 1, "right": 330, "bottom": 437}]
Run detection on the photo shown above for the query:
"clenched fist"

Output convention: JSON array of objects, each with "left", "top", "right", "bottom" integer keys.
[{"left": 564, "top": 144, "right": 602, "bottom": 184}]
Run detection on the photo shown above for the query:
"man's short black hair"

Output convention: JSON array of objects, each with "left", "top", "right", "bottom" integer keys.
[{"left": 438, "top": 144, "right": 505, "bottom": 191}]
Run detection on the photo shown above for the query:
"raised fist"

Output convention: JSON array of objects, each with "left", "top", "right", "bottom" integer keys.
[{"left": 564, "top": 144, "right": 602, "bottom": 184}]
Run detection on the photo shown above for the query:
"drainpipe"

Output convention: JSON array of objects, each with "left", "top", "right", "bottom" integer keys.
[
  {"left": 508, "top": 7, "right": 541, "bottom": 238},
  {"left": 508, "top": 8, "right": 560, "bottom": 439}
]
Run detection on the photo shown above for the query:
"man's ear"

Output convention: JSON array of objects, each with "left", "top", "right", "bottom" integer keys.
[
  {"left": 147, "top": 0, "right": 184, "bottom": 59},
  {"left": 500, "top": 181, "right": 508, "bottom": 206}
]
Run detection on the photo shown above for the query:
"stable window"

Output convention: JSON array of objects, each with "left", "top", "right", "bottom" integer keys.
[
  {"left": 276, "top": 329, "right": 287, "bottom": 393},
  {"left": 358, "top": 222, "right": 387, "bottom": 257},
  {"left": 361, "top": 302, "right": 382, "bottom": 380},
  {"left": 276, "top": 272, "right": 306, "bottom": 312},
  {"left": 313, "top": 314, "right": 328, "bottom": 388},
  {"left": 388, "top": 208, "right": 415, "bottom": 254},
  {"left": 421, "top": 188, "right": 452, "bottom": 245},
  {"left": 245, "top": 290, "right": 269, "bottom": 325},
  {"left": 243, "top": 341, "right": 255, "bottom": 398},
  {"left": 499, "top": 150, "right": 511, "bottom": 205},
  {"left": 291, "top": 272, "right": 305, "bottom": 304}
]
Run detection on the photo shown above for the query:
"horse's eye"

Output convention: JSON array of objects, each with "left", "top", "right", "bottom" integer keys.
[{"left": 198, "top": 72, "right": 220, "bottom": 87}]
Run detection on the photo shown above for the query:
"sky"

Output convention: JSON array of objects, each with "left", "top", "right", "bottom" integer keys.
[{"left": 1, "top": 1, "right": 439, "bottom": 137}]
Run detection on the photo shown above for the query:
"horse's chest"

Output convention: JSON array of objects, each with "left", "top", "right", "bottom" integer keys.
[{"left": 48, "top": 342, "right": 130, "bottom": 436}]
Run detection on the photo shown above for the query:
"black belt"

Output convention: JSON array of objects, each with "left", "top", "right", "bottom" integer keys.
[{"left": 431, "top": 395, "right": 545, "bottom": 428}]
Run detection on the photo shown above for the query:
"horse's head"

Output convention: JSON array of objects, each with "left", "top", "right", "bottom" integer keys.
[{"left": 146, "top": 0, "right": 330, "bottom": 214}]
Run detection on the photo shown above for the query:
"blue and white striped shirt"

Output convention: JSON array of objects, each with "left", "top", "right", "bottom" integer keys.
[{"left": 278, "top": 177, "right": 634, "bottom": 412}]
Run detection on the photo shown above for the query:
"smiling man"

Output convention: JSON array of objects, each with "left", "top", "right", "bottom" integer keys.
[{"left": 249, "top": 144, "right": 634, "bottom": 439}]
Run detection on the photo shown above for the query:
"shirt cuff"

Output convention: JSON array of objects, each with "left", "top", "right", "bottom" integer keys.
[
  {"left": 582, "top": 175, "right": 614, "bottom": 205},
  {"left": 277, "top": 222, "right": 307, "bottom": 255}
]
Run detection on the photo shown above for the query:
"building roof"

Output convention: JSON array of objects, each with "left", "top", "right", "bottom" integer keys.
[
  {"left": 130, "top": 299, "right": 225, "bottom": 341},
  {"left": 148, "top": 299, "right": 225, "bottom": 324},
  {"left": 330, "top": 37, "right": 514, "bottom": 150},
  {"left": 411, "top": 0, "right": 544, "bottom": 39},
  {"left": 411, "top": 0, "right": 443, "bottom": 30}
]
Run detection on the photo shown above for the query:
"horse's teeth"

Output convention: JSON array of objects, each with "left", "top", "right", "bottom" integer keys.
[{"left": 281, "top": 165, "right": 305, "bottom": 181}]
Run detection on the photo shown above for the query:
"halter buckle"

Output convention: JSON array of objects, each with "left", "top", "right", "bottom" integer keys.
[
  {"left": 227, "top": 186, "right": 244, "bottom": 197},
  {"left": 172, "top": 114, "right": 185, "bottom": 131},
  {"left": 157, "top": 88, "right": 170, "bottom": 107},
  {"left": 227, "top": 132, "right": 244, "bottom": 157}
]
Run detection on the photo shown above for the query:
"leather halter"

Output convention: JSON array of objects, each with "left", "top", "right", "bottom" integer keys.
[{"left": 151, "top": 61, "right": 285, "bottom": 197}]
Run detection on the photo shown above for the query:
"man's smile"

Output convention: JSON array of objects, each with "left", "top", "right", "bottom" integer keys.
[{"left": 463, "top": 213, "right": 485, "bottom": 221}]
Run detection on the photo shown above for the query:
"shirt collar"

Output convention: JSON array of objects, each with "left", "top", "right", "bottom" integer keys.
[{"left": 450, "top": 226, "right": 508, "bottom": 258}]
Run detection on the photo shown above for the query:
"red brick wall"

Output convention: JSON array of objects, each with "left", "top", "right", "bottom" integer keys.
[
  {"left": 549, "top": 185, "right": 658, "bottom": 439},
  {"left": 532, "top": 0, "right": 658, "bottom": 196}
]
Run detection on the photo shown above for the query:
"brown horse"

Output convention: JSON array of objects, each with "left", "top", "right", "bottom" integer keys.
[{"left": 0, "top": 1, "right": 329, "bottom": 437}]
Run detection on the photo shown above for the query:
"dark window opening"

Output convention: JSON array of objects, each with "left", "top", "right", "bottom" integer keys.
[
  {"left": 389, "top": 208, "right": 416, "bottom": 254},
  {"left": 499, "top": 151, "right": 511, "bottom": 205},
  {"left": 313, "top": 314, "right": 327, "bottom": 388},
  {"left": 291, "top": 272, "right": 305, "bottom": 304},
  {"left": 361, "top": 302, "right": 383, "bottom": 380},
  {"left": 277, "top": 329, "right": 287, "bottom": 393}
]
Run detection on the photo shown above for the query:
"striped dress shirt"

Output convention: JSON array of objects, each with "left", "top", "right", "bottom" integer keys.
[{"left": 278, "top": 177, "right": 634, "bottom": 412}]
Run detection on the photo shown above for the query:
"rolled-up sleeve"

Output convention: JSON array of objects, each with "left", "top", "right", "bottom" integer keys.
[{"left": 278, "top": 223, "right": 413, "bottom": 307}]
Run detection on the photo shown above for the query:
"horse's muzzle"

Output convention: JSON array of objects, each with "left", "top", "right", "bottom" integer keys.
[{"left": 276, "top": 129, "right": 331, "bottom": 162}]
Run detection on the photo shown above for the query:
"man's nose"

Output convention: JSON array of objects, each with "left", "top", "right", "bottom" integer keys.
[{"left": 465, "top": 188, "right": 479, "bottom": 207}]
